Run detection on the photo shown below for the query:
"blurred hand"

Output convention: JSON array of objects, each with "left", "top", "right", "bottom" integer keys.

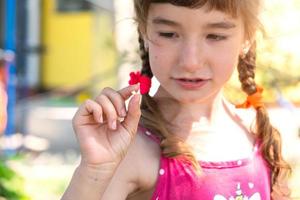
[{"left": 72, "top": 84, "right": 141, "bottom": 168}]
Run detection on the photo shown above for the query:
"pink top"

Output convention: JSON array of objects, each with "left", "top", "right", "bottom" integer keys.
[{"left": 138, "top": 126, "right": 271, "bottom": 200}]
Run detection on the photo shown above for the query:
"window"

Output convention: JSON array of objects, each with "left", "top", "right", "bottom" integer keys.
[{"left": 56, "top": 0, "right": 92, "bottom": 12}]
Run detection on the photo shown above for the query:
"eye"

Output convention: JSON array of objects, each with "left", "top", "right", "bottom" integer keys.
[
  {"left": 207, "top": 34, "right": 227, "bottom": 41},
  {"left": 158, "top": 32, "right": 178, "bottom": 38}
]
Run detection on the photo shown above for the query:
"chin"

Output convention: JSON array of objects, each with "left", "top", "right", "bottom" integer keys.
[
  {"left": 156, "top": 85, "right": 211, "bottom": 103},
  {"left": 173, "top": 94, "right": 208, "bottom": 104}
]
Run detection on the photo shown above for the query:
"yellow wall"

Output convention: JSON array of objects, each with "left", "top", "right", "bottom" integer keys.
[
  {"left": 91, "top": 13, "right": 118, "bottom": 93},
  {"left": 41, "top": 0, "right": 92, "bottom": 88}
]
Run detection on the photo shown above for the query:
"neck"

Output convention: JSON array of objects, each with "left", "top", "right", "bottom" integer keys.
[{"left": 154, "top": 89, "right": 229, "bottom": 139}]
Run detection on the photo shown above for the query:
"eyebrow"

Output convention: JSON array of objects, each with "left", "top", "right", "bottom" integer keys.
[
  {"left": 205, "top": 21, "right": 236, "bottom": 29},
  {"left": 151, "top": 17, "right": 236, "bottom": 29},
  {"left": 152, "top": 17, "right": 181, "bottom": 27}
]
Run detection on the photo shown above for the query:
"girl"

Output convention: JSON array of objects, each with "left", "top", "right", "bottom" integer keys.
[{"left": 62, "top": 1, "right": 291, "bottom": 199}]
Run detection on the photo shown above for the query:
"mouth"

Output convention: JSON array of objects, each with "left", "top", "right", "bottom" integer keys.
[
  {"left": 177, "top": 78, "right": 206, "bottom": 82},
  {"left": 173, "top": 77, "right": 210, "bottom": 89}
]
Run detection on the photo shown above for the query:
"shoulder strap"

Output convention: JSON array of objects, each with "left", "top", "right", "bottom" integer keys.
[{"left": 138, "top": 125, "right": 161, "bottom": 144}]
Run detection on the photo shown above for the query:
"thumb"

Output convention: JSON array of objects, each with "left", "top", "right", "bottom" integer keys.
[{"left": 122, "top": 94, "right": 141, "bottom": 137}]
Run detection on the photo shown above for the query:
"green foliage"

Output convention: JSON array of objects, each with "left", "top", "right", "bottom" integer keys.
[{"left": 0, "top": 160, "right": 30, "bottom": 200}]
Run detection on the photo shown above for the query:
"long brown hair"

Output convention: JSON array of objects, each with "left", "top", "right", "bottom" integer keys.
[{"left": 134, "top": 0, "right": 291, "bottom": 197}]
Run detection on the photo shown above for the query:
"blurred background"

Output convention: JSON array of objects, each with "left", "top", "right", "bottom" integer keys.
[{"left": 0, "top": 0, "right": 299, "bottom": 199}]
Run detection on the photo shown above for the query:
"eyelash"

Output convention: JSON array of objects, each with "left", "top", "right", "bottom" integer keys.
[
  {"left": 207, "top": 34, "right": 228, "bottom": 41},
  {"left": 158, "top": 32, "right": 177, "bottom": 38},
  {"left": 158, "top": 32, "right": 228, "bottom": 41}
]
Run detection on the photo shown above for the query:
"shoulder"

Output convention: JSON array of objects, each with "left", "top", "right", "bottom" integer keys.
[{"left": 101, "top": 126, "right": 161, "bottom": 199}]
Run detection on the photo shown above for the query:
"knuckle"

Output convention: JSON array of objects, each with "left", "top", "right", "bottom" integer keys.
[
  {"left": 84, "top": 99, "right": 93, "bottom": 105},
  {"left": 101, "top": 87, "right": 113, "bottom": 93},
  {"left": 84, "top": 99, "right": 94, "bottom": 110},
  {"left": 95, "top": 94, "right": 107, "bottom": 102}
]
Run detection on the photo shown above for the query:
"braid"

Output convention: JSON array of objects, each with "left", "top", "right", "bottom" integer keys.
[
  {"left": 137, "top": 31, "right": 167, "bottom": 138},
  {"left": 237, "top": 42, "right": 291, "bottom": 196},
  {"left": 138, "top": 34, "right": 153, "bottom": 78},
  {"left": 237, "top": 42, "right": 257, "bottom": 95},
  {"left": 137, "top": 32, "right": 202, "bottom": 176}
]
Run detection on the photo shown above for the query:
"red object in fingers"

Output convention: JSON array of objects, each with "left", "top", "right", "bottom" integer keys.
[{"left": 128, "top": 71, "right": 152, "bottom": 95}]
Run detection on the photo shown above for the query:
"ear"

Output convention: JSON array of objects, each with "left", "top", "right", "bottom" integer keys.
[
  {"left": 138, "top": 26, "right": 149, "bottom": 50},
  {"left": 240, "top": 40, "right": 251, "bottom": 57},
  {"left": 144, "top": 40, "right": 149, "bottom": 50},
  {"left": 142, "top": 35, "right": 149, "bottom": 50}
]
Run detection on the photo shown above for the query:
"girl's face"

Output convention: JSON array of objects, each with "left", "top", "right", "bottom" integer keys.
[{"left": 145, "top": 3, "right": 246, "bottom": 104}]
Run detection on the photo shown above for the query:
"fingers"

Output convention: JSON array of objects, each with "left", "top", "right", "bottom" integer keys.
[
  {"left": 122, "top": 94, "right": 141, "bottom": 137},
  {"left": 95, "top": 85, "right": 139, "bottom": 127},
  {"left": 95, "top": 94, "right": 119, "bottom": 130},
  {"left": 117, "top": 84, "right": 140, "bottom": 100},
  {"left": 100, "top": 84, "right": 139, "bottom": 116},
  {"left": 73, "top": 99, "right": 103, "bottom": 126},
  {"left": 73, "top": 84, "right": 140, "bottom": 131}
]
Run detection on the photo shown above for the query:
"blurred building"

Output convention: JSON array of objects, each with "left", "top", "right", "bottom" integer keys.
[
  {"left": 0, "top": 0, "right": 117, "bottom": 98},
  {"left": 0, "top": 0, "right": 118, "bottom": 136},
  {"left": 41, "top": 0, "right": 117, "bottom": 92}
]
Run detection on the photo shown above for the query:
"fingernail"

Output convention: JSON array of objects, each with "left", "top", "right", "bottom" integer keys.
[
  {"left": 111, "top": 120, "right": 117, "bottom": 130},
  {"left": 131, "top": 89, "right": 138, "bottom": 95},
  {"left": 99, "top": 115, "right": 103, "bottom": 123},
  {"left": 134, "top": 94, "right": 141, "bottom": 104}
]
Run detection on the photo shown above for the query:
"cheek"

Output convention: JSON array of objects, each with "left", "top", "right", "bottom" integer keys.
[
  {"left": 148, "top": 49, "right": 163, "bottom": 78},
  {"left": 212, "top": 51, "right": 239, "bottom": 80},
  {"left": 148, "top": 45, "right": 174, "bottom": 71},
  {"left": 148, "top": 50, "right": 159, "bottom": 71}
]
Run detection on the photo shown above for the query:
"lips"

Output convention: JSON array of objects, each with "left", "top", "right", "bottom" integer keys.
[
  {"left": 178, "top": 78, "right": 205, "bottom": 82},
  {"left": 173, "top": 77, "right": 210, "bottom": 90}
]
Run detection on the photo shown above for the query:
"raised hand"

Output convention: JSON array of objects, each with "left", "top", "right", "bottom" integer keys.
[{"left": 72, "top": 84, "right": 141, "bottom": 167}]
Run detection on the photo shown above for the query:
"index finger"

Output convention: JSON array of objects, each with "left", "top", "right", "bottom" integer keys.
[{"left": 118, "top": 84, "right": 140, "bottom": 100}]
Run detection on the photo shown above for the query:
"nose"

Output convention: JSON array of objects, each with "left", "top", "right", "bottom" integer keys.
[{"left": 178, "top": 40, "right": 204, "bottom": 72}]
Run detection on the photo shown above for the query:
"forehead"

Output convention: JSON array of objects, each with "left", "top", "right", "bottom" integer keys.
[{"left": 147, "top": 3, "right": 243, "bottom": 27}]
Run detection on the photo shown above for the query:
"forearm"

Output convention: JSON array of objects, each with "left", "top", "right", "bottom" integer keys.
[{"left": 61, "top": 162, "right": 118, "bottom": 200}]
